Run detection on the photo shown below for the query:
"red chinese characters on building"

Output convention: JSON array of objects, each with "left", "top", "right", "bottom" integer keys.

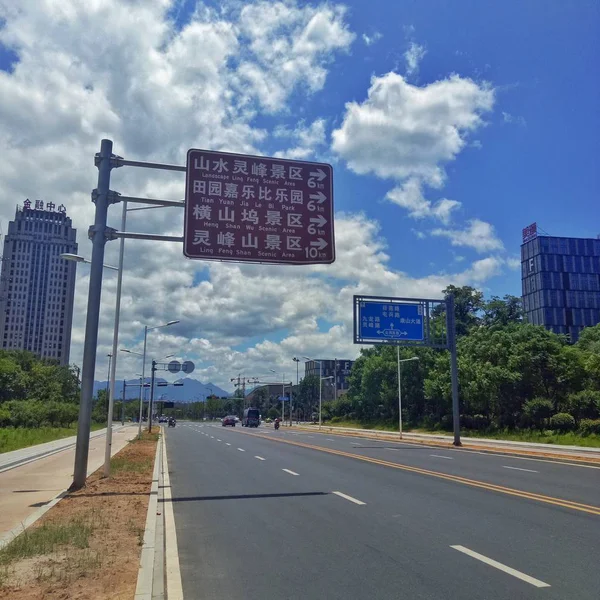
[
  {"left": 184, "top": 150, "right": 335, "bottom": 265},
  {"left": 522, "top": 222, "right": 537, "bottom": 243}
]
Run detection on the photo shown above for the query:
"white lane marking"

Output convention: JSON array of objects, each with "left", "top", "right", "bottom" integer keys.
[
  {"left": 450, "top": 546, "right": 550, "bottom": 588},
  {"left": 226, "top": 443, "right": 231, "bottom": 446},
  {"left": 332, "top": 491, "right": 366, "bottom": 506},
  {"left": 216, "top": 439, "right": 222, "bottom": 442},
  {"left": 255, "top": 456, "right": 266, "bottom": 461},
  {"left": 282, "top": 469, "right": 299, "bottom": 476},
  {"left": 503, "top": 466, "right": 539, "bottom": 473},
  {"left": 237, "top": 448, "right": 245, "bottom": 452},
  {"left": 210, "top": 436, "right": 214, "bottom": 439},
  {"left": 307, "top": 436, "right": 314, "bottom": 438},
  {"left": 430, "top": 454, "right": 453, "bottom": 460},
  {"left": 326, "top": 438, "right": 335, "bottom": 441}
]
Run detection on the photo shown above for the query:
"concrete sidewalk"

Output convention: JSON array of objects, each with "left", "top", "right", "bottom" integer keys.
[
  {"left": 0, "top": 424, "right": 127, "bottom": 472},
  {"left": 0, "top": 424, "right": 138, "bottom": 547}
]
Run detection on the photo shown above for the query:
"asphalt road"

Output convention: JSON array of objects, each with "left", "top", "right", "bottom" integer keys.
[{"left": 165, "top": 422, "right": 600, "bottom": 600}]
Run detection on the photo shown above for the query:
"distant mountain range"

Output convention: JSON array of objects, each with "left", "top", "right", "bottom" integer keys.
[{"left": 92, "top": 377, "right": 230, "bottom": 402}]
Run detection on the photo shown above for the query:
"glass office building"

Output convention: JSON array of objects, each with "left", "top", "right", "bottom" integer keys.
[
  {"left": 521, "top": 234, "right": 600, "bottom": 342},
  {"left": 0, "top": 201, "right": 78, "bottom": 364}
]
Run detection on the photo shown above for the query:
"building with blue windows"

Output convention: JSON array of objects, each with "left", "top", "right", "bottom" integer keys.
[
  {"left": 0, "top": 201, "right": 77, "bottom": 364},
  {"left": 521, "top": 233, "right": 600, "bottom": 342}
]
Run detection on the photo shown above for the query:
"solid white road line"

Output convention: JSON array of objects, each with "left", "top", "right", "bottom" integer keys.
[
  {"left": 332, "top": 491, "right": 366, "bottom": 506},
  {"left": 430, "top": 454, "right": 453, "bottom": 460},
  {"left": 503, "top": 466, "right": 539, "bottom": 473},
  {"left": 255, "top": 456, "right": 266, "bottom": 461},
  {"left": 237, "top": 448, "right": 245, "bottom": 452},
  {"left": 282, "top": 469, "right": 299, "bottom": 476},
  {"left": 450, "top": 545, "right": 550, "bottom": 588}
]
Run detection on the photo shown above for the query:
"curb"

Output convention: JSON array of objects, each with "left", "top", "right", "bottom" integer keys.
[
  {"left": 135, "top": 429, "right": 163, "bottom": 600},
  {"left": 0, "top": 488, "right": 70, "bottom": 551},
  {"left": 292, "top": 425, "right": 600, "bottom": 464}
]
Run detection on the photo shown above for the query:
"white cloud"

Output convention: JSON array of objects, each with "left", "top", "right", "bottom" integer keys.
[
  {"left": 332, "top": 71, "right": 494, "bottom": 184},
  {"left": 431, "top": 219, "right": 504, "bottom": 253},
  {"left": 273, "top": 118, "right": 327, "bottom": 159},
  {"left": 502, "top": 112, "right": 526, "bottom": 127},
  {"left": 386, "top": 178, "right": 461, "bottom": 224},
  {"left": 362, "top": 32, "right": 382, "bottom": 46},
  {"left": 0, "top": 1, "right": 509, "bottom": 392},
  {"left": 404, "top": 42, "right": 426, "bottom": 76}
]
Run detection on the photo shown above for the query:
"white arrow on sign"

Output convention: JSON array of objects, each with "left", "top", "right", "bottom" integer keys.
[
  {"left": 309, "top": 191, "right": 327, "bottom": 204},
  {"left": 310, "top": 238, "right": 328, "bottom": 250},
  {"left": 309, "top": 168, "right": 327, "bottom": 182},
  {"left": 310, "top": 214, "right": 327, "bottom": 227}
]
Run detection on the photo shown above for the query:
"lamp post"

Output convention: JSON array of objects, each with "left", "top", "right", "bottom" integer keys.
[
  {"left": 141, "top": 321, "right": 179, "bottom": 435},
  {"left": 397, "top": 351, "right": 419, "bottom": 439},
  {"left": 303, "top": 357, "right": 323, "bottom": 429},
  {"left": 292, "top": 357, "right": 300, "bottom": 425},
  {"left": 62, "top": 229, "right": 121, "bottom": 489},
  {"left": 270, "top": 369, "right": 286, "bottom": 424}
]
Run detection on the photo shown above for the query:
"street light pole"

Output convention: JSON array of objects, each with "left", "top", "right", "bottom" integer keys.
[
  {"left": 397, "top": 351, "right": 419, "bottom": 439},
  {"left": 70, "top": 139, "right": 113, "bottom": 492},
  {"left": 104, "top": 198, "right": 128, "bottom": 477},
  {"left": 148, "top": 360, "right": 157, "bottom": 432},
  {"left": 139, "top": 326, "right": 148, "bottom": 438},
  {"left": 292, "top": 357, "right": 300, "bottom": 425}
]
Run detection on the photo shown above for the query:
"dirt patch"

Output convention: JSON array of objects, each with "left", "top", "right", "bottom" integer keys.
[{"left": 0, "top": 429, "right": 159, "bottom": 600}]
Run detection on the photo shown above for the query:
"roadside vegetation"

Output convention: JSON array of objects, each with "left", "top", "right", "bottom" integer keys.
[
  {"left": 0, "top": 350, "right": 113, "bottom": 453},
  {"left": 0, "top": 429, "right": 158, "bottom": 599},
  {"left": 317, "top": 287, "right": 600, "bottom": 447}
]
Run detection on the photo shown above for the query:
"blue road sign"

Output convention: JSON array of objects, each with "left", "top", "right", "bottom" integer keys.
[
  {"left": 357, "top": 300, "right": 424, "bottom": 342},
  {"left": 278, "top": 396, "right": 290, "bottom": 402}
]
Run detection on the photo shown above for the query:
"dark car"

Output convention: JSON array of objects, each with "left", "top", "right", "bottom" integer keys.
[
  {"left": 242, "top": 407, "right": 260, "bottom": 428},
  {"left": 222, "top": 415, "right": 236, "bottom": 427}
]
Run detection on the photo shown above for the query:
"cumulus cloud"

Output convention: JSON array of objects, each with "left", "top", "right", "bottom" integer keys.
[
  {"left": 331, "top": 72, "right": 494, "bottom": 184},
  {"left": 502, "top": 112, "right": 526, "bottom": 127},
  {"left": 431, "top": 219, "right": 504, "bottom": 253},
  {"left": 0, "top": 1, "right": 507, "bottom": 391},
  {"left": 273, "top": 118, "right": 327, "bottom": 159},
  {"left": 386, "top": 178, "right": 460, "bottom": 224},
  {"left": 362, "top": 32, "right": 382, "bottom": 46},
  {"left": 404, "top": 42, "right": 426, "bottom": 76}
]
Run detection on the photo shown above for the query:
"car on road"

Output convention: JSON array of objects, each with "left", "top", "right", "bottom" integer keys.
[
  {"left": 222, "top": 415, "right": 236, "bottom": 427},
  {"left": 242, "top": 407, "right": 260, "bottom": 427}
]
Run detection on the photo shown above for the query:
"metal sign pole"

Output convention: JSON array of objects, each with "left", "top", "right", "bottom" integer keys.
[
  {"left": 104, "top": 199, "right": 127, "bottom": 477},
  {"left": 71, "top": 139, "right": 113, "bottom": 491},
  {"left": 446, "top": 294, "right": 461, "bottom": 446},
  {"left": 397, "top": 346, "right": 403, "bottom": 439},
  {"left": 148, "top": 360, "right": 157, "bottom": 433}
]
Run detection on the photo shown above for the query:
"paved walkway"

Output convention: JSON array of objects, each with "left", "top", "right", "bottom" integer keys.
[{"left": 0, "top": 424, "right": 138, "bottom": 542}]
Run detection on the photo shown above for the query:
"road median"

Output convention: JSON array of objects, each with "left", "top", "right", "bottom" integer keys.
[
  {"left": 292, "top": 424, "right": 600, "bottom": 465},
  {"left": 0, "top": 428, "right": 160, "bottom": 600}
]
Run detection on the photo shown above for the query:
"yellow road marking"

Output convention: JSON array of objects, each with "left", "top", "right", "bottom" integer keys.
[{"left": 235, "top": 430, "right": 600, "bottom": 516}]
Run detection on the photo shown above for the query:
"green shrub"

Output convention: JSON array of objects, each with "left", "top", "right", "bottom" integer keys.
[
  {"left": 549, "top": 412, "right": 575, "bottom": 432},
  {"left": 579, "top": 419, "right": 600, "bottom": 436},
  {"left": 567, "top": 390, "right": 600, "bottom": 423},
  {"left": 523, "top": 397, "right": 553, "bottom": 429},
  {"left": 0, "top": 407, "right": 11, "bottom": 427}
]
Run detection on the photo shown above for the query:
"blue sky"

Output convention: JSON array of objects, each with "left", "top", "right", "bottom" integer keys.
[{"left": 0, "top": 0, "right": 598, "bottom": 388}]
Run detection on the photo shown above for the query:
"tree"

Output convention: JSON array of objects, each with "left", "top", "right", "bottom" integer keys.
[
  {"left": 482, "top": 295, "right": 523, "bottom": 327},
  {"left": 296, "top": 375, "right": 319, "bottom": 420},
  {"left": 440, "top": 285, "right": 484, "bottom": 337}
]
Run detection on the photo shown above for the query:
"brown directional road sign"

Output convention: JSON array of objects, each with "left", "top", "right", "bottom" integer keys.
[{"left": 184, "top": 149, "right": 334, "bottom": 265}]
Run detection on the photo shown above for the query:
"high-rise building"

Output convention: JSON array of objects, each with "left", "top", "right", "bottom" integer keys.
[
  {"left": 0, "top": 200, "right": 78, "bottom": 364},
  {"left": 304, "top": 359, "right": 354, "bottom": 399},
  {"left": 521, "top": 223, "right": 600, "bottom": 342}
]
